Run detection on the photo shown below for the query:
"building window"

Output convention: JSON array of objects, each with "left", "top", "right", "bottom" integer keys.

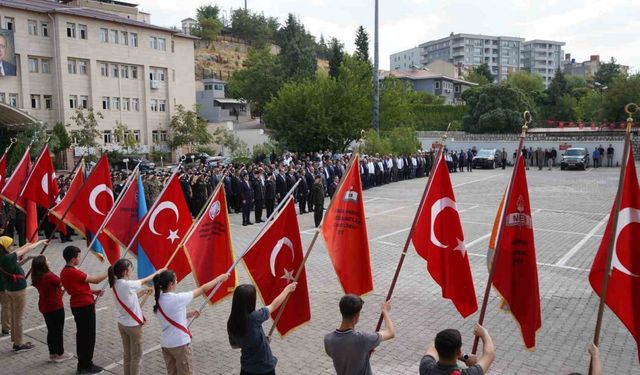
[
  {"left": 79, "top": 24, "right": 87, "bottom": 40},
  {"left": 214, "top": 84, "right": 224, "bottom": 90},
  {"left": 0, "top": 93, "right": 5, "bottom": 103},
  {"left": 66, "top": 23, "right": 76, "bottom": 38},
  {"left": 44, "top": 95, "right": 52, "bottom": 110},
  {"left": 120, "top": 31, "right": 128, "bottom": 45},
  {"left": 133, "top": 130, "right": 140, "bottom": 142},
  {"left": 41, "top": 58, "right": 51, "bottom": 74},
  {"left": 110, "top": 29, "right": 118, "bottom": 44},
  {"left": 103, "top": 130, "right": 112, "bottom": 144},
  {"left": 80, "top": 95, "right": 89, "bottom": 109},
  {"left": 150, "top": 99, "right": 158, "bottom": 112},
  {"left": 102, "top": 96, "right": 110, "bottom": 110},
  {"left": 131, "top": 66, "right": 138, "bottom": 79},
  {"left": 5, "top": 17, "right": 14, "bottom": 31},
  {"left": 112, "top": 97, "right": 120, "bottom": 110},
  {"left": 69, "top": 95, "right": 78, "bottom": 109},
  {"left": 31, "top": 94, "right": 41, "bottom": 109},
  {"left": 78, "top": 60, "right": 87, "bottom": 75},
  {"left": 121, "top": 65, "right": 129, "bottom": 79},
  {"left": 8, "top": 93, "right": 18, "bottom": 107},
  {"left": 111, "top": 64, "right": 119, "bottom": 78},
  {"left": 158, "top": 69, "right": 166, "bottom": 81},
  {"left": 152, "top": 130, "right": 159, "bottom": 143},
  {"left": 159, "top": 100, "right": 166, "bottom": 112},
  {"left": 100, "top": 63, "right": 108, "bottom": 77},
  {"left": 158, "top": 38, "right": 166, "bottom": 51},
  {"left": 204, "top": 84, "right": 212, "bottom": 91},
  {"left": 100, "top": 28, "right": 108, "bottom": 43},
  {"left": 160, "top": 130, "right": 168, "bottom": 142},
  {"left": 130, "top": 32, "right": 138, "bottom": 47},
  {"left": 454, "top": 85, "right": 460, "bottom": 93},
  {"left": 28, "top": 20, "right": 38, "bottom": 35},
  {"left": 150, "top": 37, "right": 157, "bottom": 49},
  {"left": 67, "top": 59, "right": 77, "bottom": 74},
  {"left": 435, "top": 81, "right": 440, "bottom": 89},
  {"left": 132, "top": 98, "right": 139, "bottom": 111},
  {"left": 41, "top": 22, "right": 49, "bottom": 37},
  {"left": 122, "top": 97, "right": 130, "bottom": 111},
  {"left": 171, "top": 40, "right": 175, "bottom": 53},
  {"left": 28, "top": 58, "right": 39, "bottom": 73}
]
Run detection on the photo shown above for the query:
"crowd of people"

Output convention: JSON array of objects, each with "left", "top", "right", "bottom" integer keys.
[{"left": 0, "top": 149, "right": 608, "bottom": 375}]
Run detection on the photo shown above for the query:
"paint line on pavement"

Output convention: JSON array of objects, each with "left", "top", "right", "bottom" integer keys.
[
  {"left": 465, "top": 233, "right": 492, "bottom": 250},
  {"left": 467, "top": 252, "right": 590, "bottom": 272},
  {"left": 555, "top": 215, "right": 609, "bottom": 266},
  {"left": 104, "top": 344, "right": 162, "bottom": 371}
]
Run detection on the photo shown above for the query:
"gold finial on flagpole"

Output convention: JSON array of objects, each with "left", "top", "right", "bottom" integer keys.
[
  {"left": 521, "top": 111, "right": 531, "bottom": 137},
  {"left": 624, "top": 103, "right": 638, "bottom": 133}
]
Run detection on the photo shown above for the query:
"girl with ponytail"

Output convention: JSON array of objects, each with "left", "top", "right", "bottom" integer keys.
[
  {"left": 153, "top": 269, "right": 230, "bottom": 375},
  {"left": 108, "top": 259, "right": 164, "bottom": 375}
]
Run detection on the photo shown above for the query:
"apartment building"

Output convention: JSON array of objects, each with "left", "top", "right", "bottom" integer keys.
[
  {"left": 418, "top": 33, "right": 524, "bottom": 83},
  {"left": 0, "top": 0, "right": 196, "bottom": 153},
  {"left": 390, "top": 47, "right": 421, "bottom": 71},
  {"left": 522, "top": 40, "right": 565, "bottom": 87}
]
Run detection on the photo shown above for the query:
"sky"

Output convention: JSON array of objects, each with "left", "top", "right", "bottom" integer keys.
[{"left": 136, "top": 0, "right": 639, "bottom": 72}]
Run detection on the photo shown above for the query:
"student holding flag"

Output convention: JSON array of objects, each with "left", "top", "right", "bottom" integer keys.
[
  {"left": 107, "top": 259, "right": 165, "bottom": 375},
  {"left": 152, "top": 269, "right": 230, "bottom": 375}
]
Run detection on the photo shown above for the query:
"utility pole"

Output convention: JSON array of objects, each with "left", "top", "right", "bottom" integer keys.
[
  {"left": 244, "top": 0, "right": 247, "bottom": 10},
  {"left": 373, "top": 0, "right": 380, "bottom": 134}
]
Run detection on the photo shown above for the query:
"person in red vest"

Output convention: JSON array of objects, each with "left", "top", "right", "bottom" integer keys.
[{"left": 107, "top": 259, "right": 165, "bottom": 375}]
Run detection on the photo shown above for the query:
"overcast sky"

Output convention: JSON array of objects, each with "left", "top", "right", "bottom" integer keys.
[{"left": 136, "top": 0, "right": 639, "bottom": 72}]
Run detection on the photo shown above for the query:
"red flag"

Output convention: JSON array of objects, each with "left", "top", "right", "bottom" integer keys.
[
  {"left": 51, "top": 162, "right": 86, "bottom": 235},
  {"left": 243, "top": 197, "right": 310, "bottom": 336},
  {"left": 412, "top": 151, "right": 478, "bottom": 318},
  {"left": 0, "top": 148, "right": 8, "bottom": 192},
  {"left": 137, "top": 175, "right": 192, "bottom": 282},
  {"left": 0, "top": 146, "right": 31, "bottom": 208},
  {"left": 183, "top": 185, "right": 237, "bottom": 303},
  {"left": 491, "top": 156, "right": 541, "bottom": 349},
  {"left": 321, "top": 154, "right": 373, "bottom": 295},
  {"left": 22, "top": 145, "right": 59, "bottom": 208},
  {"left": 589, "top": 145, "right": 640, "bottom": 362},
  {"left": 104, "top": 171, "right": 140, "bottom": 252}
]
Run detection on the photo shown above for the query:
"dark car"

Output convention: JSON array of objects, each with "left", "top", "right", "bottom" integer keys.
[
  {"left": 472, "top": 149, "right": 498, "bottom": 169},
  {"left": 113, "top": 157, "right": 155, "bottom": 172},
  {"left": 560, "top": 148, "right": 590, "bottom": 170}
]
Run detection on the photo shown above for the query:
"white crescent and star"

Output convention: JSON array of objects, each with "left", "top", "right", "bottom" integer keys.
[
  {"left": 88, "top": 184, "right": 114, "bottom": 216},
  {"left": 430, "top": 197, "right": 467, "bottom": 256},
  {"left": 270, "top": 237, "right": 296, "bottom": 282},
  {"left": 612, "top": 207, "right": 640, "bottom": 278},
  {"left": 149, "top": 201, "right": 181, "bottom": 243},
  {"left": 41, "top": 173, "right": 49, "bottom": 195}
]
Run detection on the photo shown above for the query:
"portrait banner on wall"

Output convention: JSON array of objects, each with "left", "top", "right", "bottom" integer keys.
[{"left": 0, "top": 29, "right": 17, "bottom": 77}]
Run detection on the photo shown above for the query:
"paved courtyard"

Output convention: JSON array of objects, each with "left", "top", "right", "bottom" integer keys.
[{"left": 1, "top": 165, "right": 639, "bottom": 374}]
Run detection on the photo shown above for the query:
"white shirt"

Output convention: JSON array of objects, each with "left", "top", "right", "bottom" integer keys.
[
  {"left": 0, "top": 62, "right": 4, "bottom": 76},
  {"left": 156, "top": 291, "right": 194, "bottom": 348},
  {"left": 367, "top": 162, "right": 374, "bottom": 174},
  {"left": 114, "top": 279, "right": 143, "bottom": 327}
]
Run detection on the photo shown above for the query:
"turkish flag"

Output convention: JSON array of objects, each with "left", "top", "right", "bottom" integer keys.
[
  {"left": 243, "top": 197, "right": 310, "bottom": 336},
  {"left": 104, "top": 171, "right": 141, "bottom": 251},
  {"left": 137, "top": 175, "right": 192, "bottom": 282},
  {"left": 491, "top": 155, "right": 541, "bottom": 349},
  {"left": 321, "top": 154, "right": 373, "bottom": 295},
  {"left": 589, "top": 144, "right": 640, "bottom": 362},
  {"left": 412, "top": 151, "right": 477, "bottom": 318},
  {"left": 0, "top": 147, "right": 38, "bottom": 242},
  {"left": 51, "top": 162, "right": 86, "bottom": 234},
  {"left": 21, "top": 145, "right": 59, "bottom": 208},
  {"left": 183, "top": 184, "right": 237, "bottom": 304}
]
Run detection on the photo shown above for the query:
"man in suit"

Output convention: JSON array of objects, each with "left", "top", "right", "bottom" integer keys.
[
  {"left": 252, "top": 170, "right": 265, "bottom": 223},
  {"left": 265, "top": 172, "right": 276, "bottom": 218},
  {"left": 240, "top": 173, "right": 254, "bottom": 226},
  {"left": 327, "top": 176, "right": 339, "bottom": 199},
  {"left": 0, "top": 35, "right": 16, "bottom": 76},
  {"left": 305, "top": 166, "right": 315, "bottom": 212},
  {"left": 275, "top": 168, "right": 287, "bottom": 204}
]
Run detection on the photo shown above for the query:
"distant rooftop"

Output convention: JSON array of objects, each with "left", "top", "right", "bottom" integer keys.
[{"left": 381, "top": 69, "right": 477, "bottom": 86}]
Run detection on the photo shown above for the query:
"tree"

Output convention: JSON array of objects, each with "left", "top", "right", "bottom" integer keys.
[
  {"left": 227, "top": 48, "right": 284, "bottom": 117},
  {"left": 51, "top": 122, "right": 71, "bottom": 155},
  {"left": 461, "top": 85, "right": 535, "bottom": 133},
  {"left": 504, "top": 71, "right": 545, "bottom": 96},
  {"left": 328, "top": 37, "right": 344, "bottom": 79},
  {"left": 379, "top": 77, "right": 428, "bottom": 130},
  {"left": 354, "top": 26, "right": 370, "bottom": 62},
  {"left": 601, "top": 74, "right": 640, "bottom": 122},
  {"left": 362, "top": 129, "right": 391, "bottom": 155},
  {"left": 70, "top": 107, "right": 103, "bottom": 156},
  {"left": 577, "top": 90, "right": 606, "bottom": 122},
  {"left": 229, "top": 9, "right": 278, "bottom": 48},
  {"left": 469, "top": 64, "right": 493, "bottom": 84},
  {"left": 386, "top": 127, "right": 421, "bottom": 155},
  {"left": 593, "top": 57, "right": 626, "bottom": 87},
  {"left": 169, "top": 105, "right": 212, "bottom": 152},
  {"left": 547, "top": 70, "right": 569, "bottom": 104},
  {"left": 192, "top": 4, "right": 223, "bottom": 42},
  {"left": 316, "top": 34, "right": 330, "bottom": 60},
  {"left": 113, "top": 121, "right": 139, "bottom": 153},
  {"left": 212, "top": 127, "right": 247, "bottom": 156},
  {"left": 277, "top": 14, "right": 317, "bottom": 80}
]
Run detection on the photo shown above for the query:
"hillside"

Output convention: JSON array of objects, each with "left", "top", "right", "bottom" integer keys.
[{"left": 194, "top": 36, "right": 328, "bottom": 82}]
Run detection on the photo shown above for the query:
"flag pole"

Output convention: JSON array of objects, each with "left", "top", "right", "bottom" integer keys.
[
  {"left": 372, "top": 126, "right": 449, "bottom": 335},
  {"left": 471, "top": 111, "right": 531, "bottom": 354},
  {"left": 587, "top": 103, "right": 636, "bottom": 375},
  {"left": 0, "top": 137, "right": 17, "bottom": 163},
  {"left": 1, "top": 138, "right": 36, "bottom": 232},
  {"left": 267, "top": 131, "right": 367, "bottom": 339},
  {"left": 187, "top": 177, "right": 303, "bottom": 327},
  {"left": 77, "top": 162, "right": 142, "bottom": 267}
]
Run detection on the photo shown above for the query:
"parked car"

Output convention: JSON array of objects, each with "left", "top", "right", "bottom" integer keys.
[
  {"left": 560, "top": 148, "right": 590, "bottom": 170},
  {"left": 113, "top": 157, "right": 155, "bottom": 172},
  {"left": 183, "top": 152, "right": 217, "bottom": 166},
  {"left": 206, "top": 156, "right": 232, "bottom": 167},
  {"left": 472, "top": 149, "right": 498, "bottom": 169}
]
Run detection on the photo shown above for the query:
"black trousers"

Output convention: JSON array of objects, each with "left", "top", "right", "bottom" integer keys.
[
  {"left": 314, "top": 206, "right": 323, "bottom": 227},
  {"left": 43, "top": 308, "right": 65, "bottom": 355},
  {"left": 307, "top": 196, "right": 313, "bottom": 213},
  {"left": 242, "top": 202, "right": 251, "bottom": 224},
  {"left": 241, "top": 370, "right": 275, "bottom": 375},
  {"left": 71, "top": 304, "right": 96, "bottom": 369},
  {"left": 298, "top": 196, "right": 307, "bottom": 213},
  {"left": 254, "top": 200, "right": 264, "bottom": 222},
  {"left": 265, "top": 199, "right": 275, "bottom": 218}
]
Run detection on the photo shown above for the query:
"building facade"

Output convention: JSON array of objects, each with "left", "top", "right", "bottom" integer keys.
[
  {"left": 196, "top": 78, "right": 250, "bottom": 123},
  {"left": 0, "top": 0, "right": 196, "bottom": 153},
  {"left": 418, "top": 33, "right": 524, "bottom": 83},
  {"left": 390, "top": 47, "right": 421, "bottom": 71},
  {"left": 382, "top": 69, "right": 476, "bottom": 105},
  {"left": 522, "top": 40, "right": 565, "bottom": 87}
]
